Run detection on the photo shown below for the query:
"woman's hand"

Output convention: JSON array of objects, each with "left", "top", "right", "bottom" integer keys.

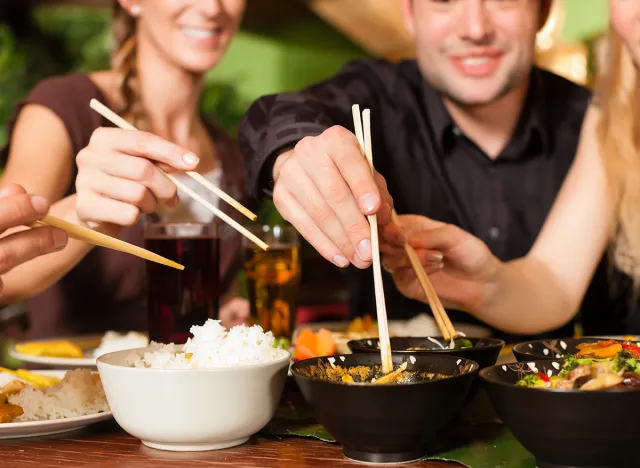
[
  {"left": 379, "top": 215, "right": 500, "bottom": 313},
  {"left": 75, "top": 128, "right": 200, "bottom": 228}
]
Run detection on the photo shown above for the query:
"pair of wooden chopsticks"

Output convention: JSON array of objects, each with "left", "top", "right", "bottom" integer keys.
[
  {"left": 390, "top": 212, "right": 458, "bottom": 341},
  {"left": 89, "top": 99, "right": 269, "bottom": 252},
  {"left": 352, "top": 105, "right": 393, "bottom": 374},
  {"left": 33, "top": 216, "right": 184, "bottom": 270},
  {"left": 351, "top": 104, "right": 458, "bottom": 350}
]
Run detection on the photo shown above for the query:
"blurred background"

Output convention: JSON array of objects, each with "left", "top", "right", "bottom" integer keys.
[{"left": 0, "top": 0, "right": 611, "bottom": 338}]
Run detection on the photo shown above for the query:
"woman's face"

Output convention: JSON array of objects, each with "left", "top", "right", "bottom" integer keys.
[
  {"left": 122, "top": 0, "right": 246, "bottom": 74},
  {"left": 611, "top": 0, "right": 640, "bottom": 68}
]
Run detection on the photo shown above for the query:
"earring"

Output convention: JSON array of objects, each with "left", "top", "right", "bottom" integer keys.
[{"left": 130, "top": 4, "right": 142, "bottom": 16}]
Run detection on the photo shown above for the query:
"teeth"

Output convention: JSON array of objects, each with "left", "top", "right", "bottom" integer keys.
[
  {"left": 181, "top": 27, "right": 220, "bottom": 39},
  {"left": 461, "top": 57, "right": 490, "bottom": 66}
]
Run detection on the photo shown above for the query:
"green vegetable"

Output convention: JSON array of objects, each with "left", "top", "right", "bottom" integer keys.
[
  {"left": 615, "top": 351, "right": 640, "bottom": 374},
  {"left": 272, "top": 337, "right": 291, "bottom": 350},
  {"left": 517, "top": 374, "right": 544, "bottom": 387},
  {"left": 454, "top": 338, "right": 473, "bottom": 350}
]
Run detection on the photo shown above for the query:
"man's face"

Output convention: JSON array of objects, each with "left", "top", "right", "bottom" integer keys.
[{"left": 402, "top": 0, "right": 549, "bottom": 107}]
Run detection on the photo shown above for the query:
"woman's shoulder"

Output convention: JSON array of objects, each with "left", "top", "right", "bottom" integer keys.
[{"left": 19, "top": 72, "right": 107, "bottom": 153}]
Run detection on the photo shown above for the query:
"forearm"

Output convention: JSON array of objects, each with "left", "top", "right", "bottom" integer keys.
[
  {"left": 471, "top": 257, "right": 576, "bottom": 335},
  {"left": 0, "top": 195, "right": 118, "bottom": 304}
]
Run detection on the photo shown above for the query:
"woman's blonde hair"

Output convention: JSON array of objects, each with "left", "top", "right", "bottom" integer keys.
[
  {"left": 111, "top": 1, "right": 148, "bottom": 130},
  {"left": 596, "top": 31, "right": 640, "bottom": 283}
]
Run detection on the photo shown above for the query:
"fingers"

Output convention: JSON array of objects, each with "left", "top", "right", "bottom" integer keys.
[
  {"left": 76, "top": 166, "right": 159, "bottom": 216},
  {"left": 0, "top": 184, "right": 27, "bottom": 198},
  {"left": 76, "top": 149, "right": 178, "bottom": 206},
  {"left": 380, "top": 246, "right": 443, "bottom": 272},
  {"left": 320, "top": 126, "right": 382, "bottom": 215},
  {"left": 380, "top": 223, "right": 407, "bottom": 247},
  {"left": 0, "top": 226, "right": 67, "bottom": 275},
  {"left": 88, "top": 127, "right": 199, "bottom": 171},
  {"left": 373, "top": 172, "right": 393, "bottom": 225},
  {"left": 271, "top": 125, "right": 397, "bottom": 268},
  {"left": 76, "top": 190, "right": 141, "bottom": 227},
  {"left": 406, "top": 224, "right": 465, "bottom": 252},
  {"left": 287, "top": 149, "right": 372, "bottom": 265},
  {"left": 273, "top": 184, "right": 352, "bottom": 268},
  {"left": 0, "top": 192, "right": 51, "bottom": 233}
]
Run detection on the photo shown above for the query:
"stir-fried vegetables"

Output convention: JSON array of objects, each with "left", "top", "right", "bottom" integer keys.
[{"left": 517, "top": 340, "right": 640, "bottom": 390}]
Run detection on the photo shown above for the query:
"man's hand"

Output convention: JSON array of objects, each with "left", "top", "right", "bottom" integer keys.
[{"left": 272, "top": 126, "right": 393, "bottom": 269}]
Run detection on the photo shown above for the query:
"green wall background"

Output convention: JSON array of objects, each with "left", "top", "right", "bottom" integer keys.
[{"left": 562, "top": 0, "right": 608, "bottom": 42}]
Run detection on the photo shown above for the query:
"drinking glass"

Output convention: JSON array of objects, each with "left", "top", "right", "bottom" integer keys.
[
  {"left": 144, "top": 222, "right": 220, "bottom": 343},
  {"left": 244, "top": 225, "right": 300, "bottom": 342}
]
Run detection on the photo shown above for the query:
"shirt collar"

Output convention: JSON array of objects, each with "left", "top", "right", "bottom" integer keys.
[{"left": 421, "top": 66, "right": 551, "bottom": 158}]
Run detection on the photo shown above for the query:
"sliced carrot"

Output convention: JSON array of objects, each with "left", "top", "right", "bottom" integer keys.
[
  {"left": 295, "top": 345, "right": 316, "bottom": 361},
  {"left": 295, "top": 328, "right": 318, "bottom": 360},
  {"left": 315, "top": 328, "right": 336, "bottom": 356}
]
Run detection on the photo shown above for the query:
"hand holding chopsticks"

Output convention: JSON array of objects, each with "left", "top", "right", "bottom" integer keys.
[{"left": 85, "top": 99, "right": 267, "bottom": 251}]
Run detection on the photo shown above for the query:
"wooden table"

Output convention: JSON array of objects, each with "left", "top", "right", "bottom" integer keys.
[{"left": 0, "top": 420, "right": 460, "bottom": 467}]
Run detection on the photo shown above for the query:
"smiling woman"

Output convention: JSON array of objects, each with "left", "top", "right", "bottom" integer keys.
[{"left": 0, "top": 0, "right": 252, "bottom": 340}]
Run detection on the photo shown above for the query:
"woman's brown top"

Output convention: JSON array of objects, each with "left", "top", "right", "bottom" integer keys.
[{"left": 0, "top": 73, "right": 249, "bottom": 340}]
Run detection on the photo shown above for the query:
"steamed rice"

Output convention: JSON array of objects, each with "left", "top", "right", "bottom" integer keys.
[
  {"left": 8, "top": 369, "right": 109, "bottom": 421},
  {"left": 125, "top": 320, "right": 288, "bottom": 369},
  {"left": 93, "top": 331, "right": 149, "bottom": 358}
]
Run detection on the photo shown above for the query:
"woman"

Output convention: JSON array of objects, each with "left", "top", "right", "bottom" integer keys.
[
  {"left": 0, "top": 0, "right": 249, "bottom": 339},
  {"left": 379, "top": 0, "right": 640, "bottom": 336}
]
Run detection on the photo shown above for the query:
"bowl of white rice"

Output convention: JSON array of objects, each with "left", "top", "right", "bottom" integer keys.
[{"left": 96, "top": 319, "right": 290, "bottom": 452}]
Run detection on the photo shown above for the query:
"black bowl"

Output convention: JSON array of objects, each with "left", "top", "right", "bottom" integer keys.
[
  {"left": 347, "top": 336, "right": 504, "bottom": 369},
  {"left": 291, "top": 352, "right": 478, "bottom": 464},
  {"left": 348, "top": 336, "right": 503, "bottom": 405},
  {"left": 480, "top": 359, "right": 640, "bottom": 468},
  {"left": 511, "top": 337, "right": 640, "bottom": 362}
]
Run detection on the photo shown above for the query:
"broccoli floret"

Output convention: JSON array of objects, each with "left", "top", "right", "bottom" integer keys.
[{"left": 517, "top": 374, "right": 544, "bottom": 387}]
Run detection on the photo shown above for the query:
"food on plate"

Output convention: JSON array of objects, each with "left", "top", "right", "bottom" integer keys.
[
  {"left": 15, "top": 340, "right": 84, "bottom": 358},
  {"left": 294, "top": 328, "right": 336, "bottom": 360},
  {"left": 92, "top": 331, "right": 149, "bottom": 358},
  {"left": 0, "top": 369, "right": 109, "bottom": 423},
  {"left": 125, "top": 319, "right": 289, "bottom": 369},
  {"left": 0, "top": 367, "right": 61, "bottom": 388},
  {"left": 517, "top": 340, "right": 640, "bottom": 390}
]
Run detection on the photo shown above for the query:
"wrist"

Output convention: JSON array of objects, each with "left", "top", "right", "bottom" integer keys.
[{"left": 473, "top": 253, "right": 504, "bottom": 316}]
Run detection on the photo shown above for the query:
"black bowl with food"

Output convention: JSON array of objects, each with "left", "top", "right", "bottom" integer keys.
[
  {"left": 348, "top": 336, "right": 503, "bottom": 404},
  {"left": 291, "top": 352, "right": 478, "bottom": 464},
  {"left": 347, "top": 336, "right": 504, "bottom": 369},
  {"left": 480, "top": 343, "right": 640, "bottom": 468},
  {"left": 512, "top": 337, "right": 640, "bottom": 363}
]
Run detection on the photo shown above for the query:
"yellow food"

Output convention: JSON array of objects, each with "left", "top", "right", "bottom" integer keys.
[
  {"left": 15, "top": 340, "right": 84, "bottom": 359},
  {"left": 0, "top": 403, "right": 23, "bottom": 423},
  {"left": 0, "top": 367, "right": 60, "bottom": 388}
]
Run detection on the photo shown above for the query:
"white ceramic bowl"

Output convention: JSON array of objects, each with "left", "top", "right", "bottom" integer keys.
[{"left": 96, "top": 347, "right": 290, "bottom": 452}]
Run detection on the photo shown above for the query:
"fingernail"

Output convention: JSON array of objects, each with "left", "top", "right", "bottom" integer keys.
[
  {"left": 53, "top": 229, "right": 68, "bottom": 249},
  {"left": 427, "top": 262, "right": 444, "bottom": 270},
  {"left": 358, "top": 239, "right": 372, "bottom": 261},
  {"left": 30, "top": 195, "right": 49, "bottom": 215},
  {"left": 427, "top": 252, "right": 443, "bottom": 262},
  {"left": 359, "top": 193, "right": 378, "bottom": 214},
  {"left": 182, "top": 153, "right": 199, "bottom": 167},
  {"left": 333, "top": 255, "right": 349, "bottom": 268},
  {"left": 0, "top": 187, "right": 13, "bottom": 198}
]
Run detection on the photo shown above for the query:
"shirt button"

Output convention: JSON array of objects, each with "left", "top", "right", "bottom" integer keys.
[
  {"left": 452, "top": 126, "right": 462, "bottom": 136},
  {"left": 489, "top": 227, "right": 500, "bottom": 240}
]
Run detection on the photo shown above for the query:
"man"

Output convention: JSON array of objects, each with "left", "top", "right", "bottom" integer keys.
[
  {"left": 0, "top": 183, "right": 67, "bottom": 296},
  {"left": 238, "top": 0, "right": 623, "bottom": 341}
]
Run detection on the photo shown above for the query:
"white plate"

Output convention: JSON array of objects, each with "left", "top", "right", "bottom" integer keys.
[
  {"left": 9, "top": 333, "right": 144, "bottom": 369},
  {"left": 0, "top": 370, "right": 113, "bottom": 439}
]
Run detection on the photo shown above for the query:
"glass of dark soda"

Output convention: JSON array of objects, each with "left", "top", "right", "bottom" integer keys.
[{"left": 144, "top": 222, "right": 220, "bottom": 344}]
